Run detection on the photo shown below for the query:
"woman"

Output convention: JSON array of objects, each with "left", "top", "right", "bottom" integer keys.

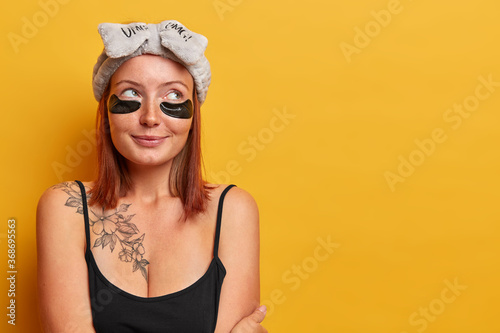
[{"left": 37, "top": 20, "right": 267, "bottom": 333}]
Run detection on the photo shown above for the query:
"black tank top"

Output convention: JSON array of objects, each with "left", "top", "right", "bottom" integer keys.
[{"left": 75, "top": 181, "right": 236, "bottom": 333}]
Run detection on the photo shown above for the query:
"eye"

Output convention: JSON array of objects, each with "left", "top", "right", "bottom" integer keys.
[
  {"left": 166, "top": 91, "right": 182, "bottom": 101},
  {"left": 122, "top": 89, "right": 139, "bottom": 98}
]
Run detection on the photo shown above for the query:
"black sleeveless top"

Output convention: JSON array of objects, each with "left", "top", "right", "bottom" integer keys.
[{"left": 75, "top": 181, "right": 236, "bottom": 333}]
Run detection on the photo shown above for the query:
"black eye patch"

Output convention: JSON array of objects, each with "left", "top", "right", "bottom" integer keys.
[
  {"left": 160, "top": 100, "right": 193, "bottom": 119},
  {"left": 108, "top": 94, "right": 141, "bottom": 114}
]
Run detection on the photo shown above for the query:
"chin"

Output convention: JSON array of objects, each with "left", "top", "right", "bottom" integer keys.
[{"left": 126, "top": 154, "right": 174, "bottom": 167}]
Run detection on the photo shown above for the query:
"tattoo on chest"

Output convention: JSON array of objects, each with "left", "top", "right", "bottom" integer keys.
[{"left": 53, "top": 182, "right": 150, "bottom": 281}]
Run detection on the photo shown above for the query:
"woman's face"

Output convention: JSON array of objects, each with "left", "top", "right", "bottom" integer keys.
[{"left": 107, "top": 54, "right": 194, "bottom": 168}]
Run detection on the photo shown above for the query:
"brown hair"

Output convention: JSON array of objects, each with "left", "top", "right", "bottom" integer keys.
[{"left": 88, "top": 83, "right": 212, "bottom": 220}]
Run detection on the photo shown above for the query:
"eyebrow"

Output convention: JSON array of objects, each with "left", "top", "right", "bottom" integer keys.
[{"left": 114, "top": 79, "right": 190, "bottom": 90}]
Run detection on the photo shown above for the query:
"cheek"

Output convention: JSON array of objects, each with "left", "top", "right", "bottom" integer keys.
[
  {"left": 169, "top": 118, "right": 193, "bottom": 136},
  {"left": 108, "top": 114, "right": 132, "bottom": 144}
]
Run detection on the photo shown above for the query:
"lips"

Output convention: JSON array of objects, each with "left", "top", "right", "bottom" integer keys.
[{"left": 131, "top": 135, "right": 168, "bottom": 147}]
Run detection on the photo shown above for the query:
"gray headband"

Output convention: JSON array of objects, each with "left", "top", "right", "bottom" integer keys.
[{"left": 92, "top": 20, "right": 211, "bottom": 104}]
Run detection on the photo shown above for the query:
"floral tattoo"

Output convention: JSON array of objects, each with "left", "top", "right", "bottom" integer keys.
[{"left": 53, "top": 182, "right": 150, "bottom": 281}]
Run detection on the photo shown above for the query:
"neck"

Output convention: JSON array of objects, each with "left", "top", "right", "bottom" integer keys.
[{"left": 125, "top": 160, "right": 175, "bottom": 204}]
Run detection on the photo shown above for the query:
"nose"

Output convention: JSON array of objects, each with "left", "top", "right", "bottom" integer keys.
[{"left": 139, "top": 99, "right": 161, "bottom": 127}]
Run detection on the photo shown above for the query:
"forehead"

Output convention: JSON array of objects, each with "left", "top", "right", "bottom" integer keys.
[{"left": 110, "top": 54, "right": 194, "bottom": 91}]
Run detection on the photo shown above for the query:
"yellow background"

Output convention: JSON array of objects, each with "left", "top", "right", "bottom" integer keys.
[{"left": 1, "top": 0, "right": 499, "bottom": 331}]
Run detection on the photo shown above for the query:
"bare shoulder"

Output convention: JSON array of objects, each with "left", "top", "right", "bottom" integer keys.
[
  {"left": 36, "top": 181, "right": 92, "bottom": 241},
  {"left": 38, "top": 181, "right": 91, "bottom": 215},
  {"left": 208, "top": 183, "right": 260, "bottom": 252},
  {"left": 207, "top": 183, "right": 259, "bottom": 226},
  {"left": 224, "top": 185, "right": 259, "bottom": 224}
]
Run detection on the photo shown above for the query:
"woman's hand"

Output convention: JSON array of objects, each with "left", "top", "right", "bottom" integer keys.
[{"left": 230, "top": 305, "right": 268, "bottom": 333}]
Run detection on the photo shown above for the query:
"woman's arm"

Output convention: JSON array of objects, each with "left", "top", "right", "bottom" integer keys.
[
  {"left": 37, "top": 183, "right": 95, "bottom": 333},
  {"left": 214, "top": 186, "right": 265, "bottom": 333}
]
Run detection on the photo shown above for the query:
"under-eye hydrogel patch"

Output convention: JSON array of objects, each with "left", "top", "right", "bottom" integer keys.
[
  {"left": 108, "top": 94, "right": 141, "bottom": 114},
  {"left": 108, "top": 95, "right": 193, "bottom": 119},
  {"left": 160, "top": 100, "right": 193, "bottom": 119}
]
